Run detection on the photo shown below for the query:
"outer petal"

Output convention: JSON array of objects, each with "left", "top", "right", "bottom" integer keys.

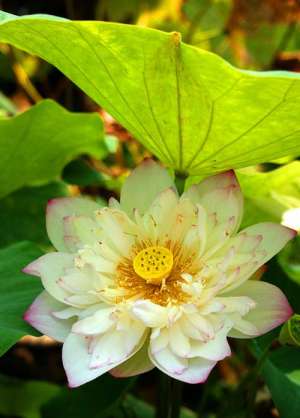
[
  {"left": 184, "top": 171, "right": 243, "bottom": 254},
  {"left": 110, "top": 336, "right": 154, "bottom": 377},
  {"left": 71, "top": 307, "right": 115, "bottom": 335},
  {"left": 63, "top": 215, "right": 101, "bottom": 252},
  {"left": 120, "top": 159, "right": 176, "bottom": 218},
  {"left": 24, "top": 291, "right": 74, "bottom": 342},
  {"left": 227, "top": 281, "right": 293, "bottom": 338},
  {"left": 219, "top": 223, "right": 296, "bottom": 292},
  {"left": 63, "top": 333, "right": 117, "bottom": 387},
  {"left": 23, "top": 252, "right": 74, "bottom": 303},
  {"left": 46, "top": 197, "right": 100, "bottom": 251},
  {"left": 149, "top": 346, "right": 216, "bottom": 384}
]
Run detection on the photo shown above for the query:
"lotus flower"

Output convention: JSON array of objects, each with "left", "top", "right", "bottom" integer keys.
[{"left": 23, "top": 160, "right": 295, "bottom": 387}]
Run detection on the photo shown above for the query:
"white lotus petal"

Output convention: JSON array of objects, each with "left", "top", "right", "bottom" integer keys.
[
  {"left": 46, "top": 197, "right": 100, "bottom": 252},
  {"left": 120, "top": 159, "right": 175, "bottom": 217},
  {"left": 169, "top": 322, "right": 191, "bottom": 357},
  {"left": 110, "top": 335, "right": 154, "bottom": 377},
  {"left": 149, "top": 346, "right": 216, "bottom": 384},
  {"left": 23, "top": 252, "right": 74, "bottom": 303},
  {"left": 227, "top": 281, "right": 293, "bottom": 337},
  {"left": 132, "top": 300, "right": 169, "bottom": 328},
  {"left": 189, "top": 321, "right": 232, "bottom": 360},
  {"left": 24, "top": 291, "right": 73, "bottom": 342},
  {"left": 72, "top": 307, "right": 115, "bottom": 335}
]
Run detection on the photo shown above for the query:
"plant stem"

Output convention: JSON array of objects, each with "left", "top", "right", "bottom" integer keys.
[
  {"left": 269, "top": 22, "right": 297, "bottom": 69},
  {"left": 245, "top": 341, "right": 273, "bottom": 418},
  {"left": 170, "top": 379, "right": 182, "bottom": 418},
  {"left": 156, "top": 373, "right": 183, "bottom": 418}
]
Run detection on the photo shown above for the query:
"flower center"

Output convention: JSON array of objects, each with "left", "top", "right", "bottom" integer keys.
[{"left": 133, "top": 245, "right": 174, "bottom": 285}]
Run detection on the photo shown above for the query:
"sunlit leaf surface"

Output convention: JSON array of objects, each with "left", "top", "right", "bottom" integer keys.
[
  {"left": 0, "top": 99, "right": 105, "bottom": 198},
  {"left": 1, "top": 14, "right": 300, "bottom": 174}
]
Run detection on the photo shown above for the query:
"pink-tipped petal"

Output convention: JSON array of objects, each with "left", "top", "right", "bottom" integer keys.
[
  {"left": 189, "top": 321, "right": 232, "bottom": 361},
  {"left": 120, "top": 159, "right": 176, "bottom": 218},
  {"left": 24, "top": 291, "right": 73, "bottom": 342},
  {"left": 46, "top": 197, "right": 100, "bottom": 251},
  {"left": 63, "top": 333, "right": 117, "bottom": 387},
  {"left": 22, "top": 258, "right": 43, "bottom": 277},
  {"left": 110, "top": 336, "right": 154, "bottom": 378},
  {"left": 63, "top": 327, "right": 146, "bottom": 387},
  {"left": 63, "top": 215, "right": 100, "bottom": 252},
  {"left": 24, "top": 252, "right": 74, "bottom": 303},
  {"left": 227, "top": 281, "right": 293, "bottom": 338},
  {"left": 184, "top": 171, "right": 243, "bottom": 254},
  {"left": 221, "top": 223, "right": 296, "bottom": 292},
  {"left": 149, "top": 345, "right": 216, "bottom": 384}
]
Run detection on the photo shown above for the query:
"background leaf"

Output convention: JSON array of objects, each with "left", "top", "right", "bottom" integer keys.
[
  {"left": 237, "top": 162, "right": 300, "bottom": 227},
  {"left": 123, "top": 394, "right": 197, "bottom": 418},
  {"left": 0, "top": 374, "right": 60, "bottom": 418},
  {"left": 1, "top": 14, "right": 300, "bottom": 175},
  {"left": 41, "top": 374, "right": 134, "bottom": 418},
  {"left": 0, "top": 99, "right": 105, "bottom": 198},
  {"left": 253, "top": 340, "right": 300, "bottom": 418},
  {"left": 0, "top": 182, "right": 68, "bottom": 249},
  {"left": 0, "top": 241, "right": 43, "bottom": 355}
]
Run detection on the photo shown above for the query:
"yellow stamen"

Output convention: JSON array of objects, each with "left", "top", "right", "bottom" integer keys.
[{"left": 133, "top": 246, "right": 173, "bottom": 285}]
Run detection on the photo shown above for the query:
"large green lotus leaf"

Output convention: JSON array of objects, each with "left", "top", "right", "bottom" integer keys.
[
  {"left": 0, "top": 99, "right": 105, "bottom": 198},
  {"left": 1, "top": 13, "right": 300, "bottom": 174},
  {"left": 0, "top": 241, "right": 43, "bottom": 355}
]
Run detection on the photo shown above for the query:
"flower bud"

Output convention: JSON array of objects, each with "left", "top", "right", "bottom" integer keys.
[{"left": 279, "top": 314, "right": 300, "bottom": 347}]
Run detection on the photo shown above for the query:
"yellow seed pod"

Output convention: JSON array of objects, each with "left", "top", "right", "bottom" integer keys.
[{"left": 133, "top": 246, "right": 173, "bottom": 285}]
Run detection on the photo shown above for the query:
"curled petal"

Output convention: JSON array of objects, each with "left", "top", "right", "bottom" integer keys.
[
  {"left": 24, "top": 291, "right": 73, "bottom": 342},
  {"left": 149, "top": 346, "right": 216, "bottom": 384},
  {"left": 63, "top": 333, "right": 117, "bottom": 387},
  {"left": 110, "top": 335, "right": 154, "bottom": 377},
  {"left": 132, "top": 300, "right": 169, "bottom": 328},
  {"left": 150, "top": 328, "right": 169, "bottom": 354},
  {"left": 63, "top": 323, "right": 146, "bottom": 387},
  {"left": 227, "top": 281, "right": 293, "bottom": 338},
  {"left": 46, "top": 197, "right": 100, "bottom": 251},
  {"left": 188, "top": 321, "right": 232, "bottom": 361},
  {"left": 120, "top": 159, "right": 176, "bottom": 218},
  {"left": 23, "top": 252, "right": 74, "bottom": 303},
  {"left": 88, "top": 321, "right": 146, "bottom": 369},
  {"left": 169, "top": 322, "right": 191, "bottom": 357},
  {"left": 72, "top": 307, "right": 115, "bottom": 335}
]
